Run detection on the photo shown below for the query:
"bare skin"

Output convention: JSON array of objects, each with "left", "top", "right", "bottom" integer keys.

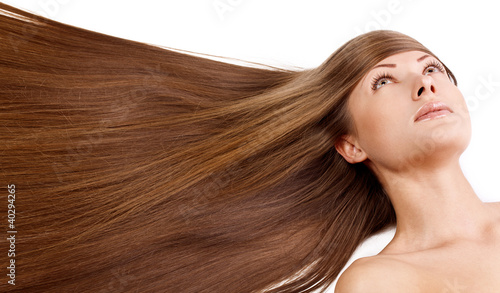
[{"left": 334, "top": 51, "right": 500, "bottom": 292}]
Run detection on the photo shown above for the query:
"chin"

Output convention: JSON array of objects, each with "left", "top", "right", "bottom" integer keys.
[{"left": 410, "top": 114, "right": 471, "bottom": 164}]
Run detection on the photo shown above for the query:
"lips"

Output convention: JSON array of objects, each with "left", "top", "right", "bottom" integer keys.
[{"left": 414, "top": 101, "right": 453, "bottom": 122}]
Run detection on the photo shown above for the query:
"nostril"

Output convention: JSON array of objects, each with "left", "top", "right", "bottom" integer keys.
[
  {"left": 418, "top": 87, "right": 424, "bottom": 96},
  {"left": 430, "top": 85, "right": 435, "bottom": 93}
]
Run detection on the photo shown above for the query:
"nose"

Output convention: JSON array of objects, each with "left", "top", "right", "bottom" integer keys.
[{"left": 413, "top": 75, "right": 436, "bottom": 101}]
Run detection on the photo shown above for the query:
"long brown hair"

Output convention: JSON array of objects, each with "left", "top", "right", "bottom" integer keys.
[{"left": 0, "top": 3, "right": 457, "bottom": 292}]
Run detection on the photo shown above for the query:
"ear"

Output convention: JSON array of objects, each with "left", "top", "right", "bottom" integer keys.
[{"left": 334, "top": 135, "right": 368, "bottom": 164}]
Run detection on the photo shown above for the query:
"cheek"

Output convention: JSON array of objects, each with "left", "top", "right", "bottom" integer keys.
[
  {"left": 447, "top": 86, "right": 472, "bottom": 142},
  {"left": 451, "top": 87, "right": 470, "bottom": 121},
  {"left": 354, "top": 102, "right": 406, "bottom": 153}
]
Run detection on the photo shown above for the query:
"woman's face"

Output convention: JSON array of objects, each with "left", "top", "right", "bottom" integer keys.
[{"left": 338, "top": 50, "right": 471, "bottom": 173}]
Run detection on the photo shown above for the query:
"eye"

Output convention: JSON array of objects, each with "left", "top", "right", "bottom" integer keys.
[
  {"left": 423, "top": 60, "right": 445, "bottom": 75},
  {"left": 371, "top": 73, "right": 395, "bottom": 91}
]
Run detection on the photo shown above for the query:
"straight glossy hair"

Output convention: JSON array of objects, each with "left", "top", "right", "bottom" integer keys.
[{"left": 0, "top": 3, "right": 456, "bottom": 292}]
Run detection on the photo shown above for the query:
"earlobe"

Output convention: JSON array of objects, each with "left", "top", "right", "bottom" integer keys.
[{"left": 334, "top": 135, "right": 367, "bottom": 164}]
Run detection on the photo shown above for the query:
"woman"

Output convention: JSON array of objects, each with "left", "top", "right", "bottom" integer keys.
[
  {"left": 334, "top": 51, "right": 500, "bottom": 292},
  {"left": 0, "top": 3, "right": 498, "bottom": 292}
]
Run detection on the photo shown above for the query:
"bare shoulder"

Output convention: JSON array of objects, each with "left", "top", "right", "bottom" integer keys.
[{"left": 335, "top": 256, "right": 423, "bottom": 293}]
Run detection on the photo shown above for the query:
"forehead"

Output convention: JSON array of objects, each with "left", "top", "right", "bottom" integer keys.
[{"left": 373, "top": 50, "right": 430, "bottom": 66}]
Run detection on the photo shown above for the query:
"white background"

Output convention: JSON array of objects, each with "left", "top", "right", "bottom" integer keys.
[{"left": 3, "top": 0, "right": 500, "bottom": 290}]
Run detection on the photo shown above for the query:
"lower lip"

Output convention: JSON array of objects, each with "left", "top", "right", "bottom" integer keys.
[{"left": 415, "top": 110, "right": 451, "bottom": 122}]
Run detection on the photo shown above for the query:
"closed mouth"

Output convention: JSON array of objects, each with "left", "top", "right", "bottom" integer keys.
[{"left": 414, "top": 101, "right": 453, "bottom": 122}]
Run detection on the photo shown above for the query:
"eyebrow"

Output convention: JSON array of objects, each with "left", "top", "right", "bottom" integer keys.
[{"left": 371, "top": 54, "right": 431, "bottom": 69}]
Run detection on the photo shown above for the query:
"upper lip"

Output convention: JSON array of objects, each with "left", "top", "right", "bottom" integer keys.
[{"left": 414, "top": 101, "right": 453, "bottom": 122}]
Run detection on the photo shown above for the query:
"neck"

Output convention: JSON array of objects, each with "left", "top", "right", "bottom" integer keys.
[{"left": 373, "top": 159, "right": 495, "bottom": 252}]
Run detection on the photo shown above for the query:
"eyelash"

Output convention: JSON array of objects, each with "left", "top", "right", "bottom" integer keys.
[{"left": 370, "top": 60, "right": 446, "bottom": 92}]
